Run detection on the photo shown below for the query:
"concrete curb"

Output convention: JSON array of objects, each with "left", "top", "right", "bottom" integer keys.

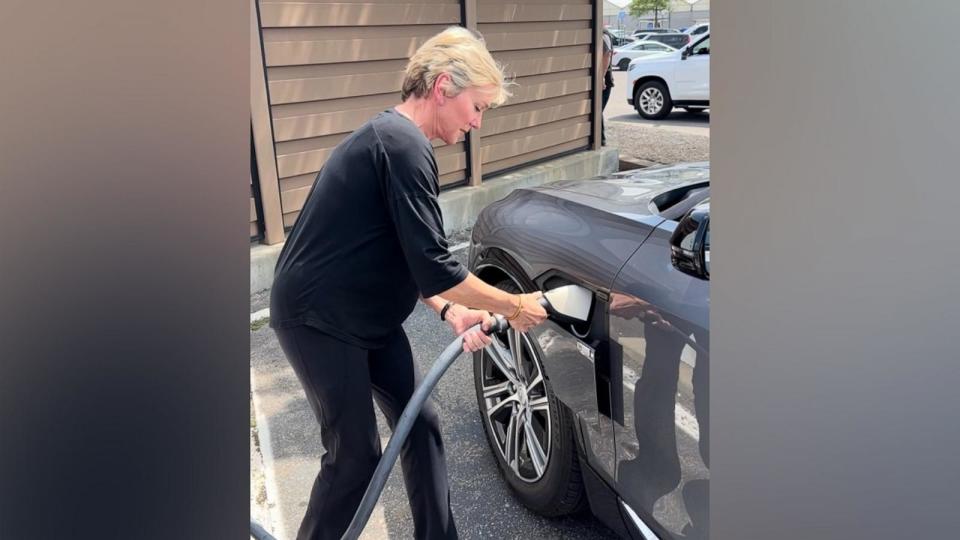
[
  {"left": 250, "top": 147, "right": 618, "bottom": 294},
  {"left": 251, "top": 367, "right": 284, "bottom": 539}
]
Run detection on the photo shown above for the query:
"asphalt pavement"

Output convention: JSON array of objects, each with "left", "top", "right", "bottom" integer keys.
[{"left": 250, "top": 230, "right": 617, "bottom": 539}]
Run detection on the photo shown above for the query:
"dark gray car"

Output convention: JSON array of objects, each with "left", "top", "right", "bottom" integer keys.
[{"left": 468, "top": 162, "right": 710, "bottom": 539}]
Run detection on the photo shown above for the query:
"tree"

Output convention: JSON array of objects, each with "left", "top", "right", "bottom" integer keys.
[{"left": 628, "top": 0, "right": 670, "bottom": 28}]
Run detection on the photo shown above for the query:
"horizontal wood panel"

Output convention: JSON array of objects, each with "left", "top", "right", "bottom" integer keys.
[
  {"left": 434, "top": 142, "right": 465, "bottom": 157},
  {"left": 272, "top": 92, "right": 399, "bottom": 118},
  {"left": 272, "top": 105, "right": 387, "bottom": 141},
  {"left": 437, "top": 152, "right": 466, "bottom": 176},
  {"left": 281, "top": 172, "right": 319, "bottom": 192},
  {"left": 262, "top": 0, "right": 458, "bottom": 4},
  {"left": 281, "top": 185, "right": 313, "bottom": 214},
  {"left": 481, "top": 28, "right": 592, "bottom": 52},
  {"left": 480, "top": 0, "right": 588, "bottom": 4},
  {"left": 506, "top": 73, "right": 592, "bottom": 106},
  {"left": 277, "top": 145, "right": 337, "bottom": 178},
  {"left": 265, "top": 35, "right": 433, "bottom": 66},
  {"left": 260, "top": 3, "right": 460, "bottom": 27},
  {"left": 481, "top": 114, "right": 587, "bottom": 146},
  {"left": 283, "top": 211, "right": 300, "bottom": 229},
  {"left": 439, "top": 169, "right": 466, "bottom": 188},
  {"left": 269, "top": 70, "right": 405, "bottom": 104},
  {"left": 479, "top": 96, "right": 590, "bottom": 137},
  {"left": 275, "top": 132, "right": 346, "bottom": 155},
  {"left": 482, "top": 137, "right": 589, "bottom": 179},
  {"left": 478, "top": 3, "right": 591, "bottom": 23},
  {"left": 480, "top": 116, "right": 590, "bottom": 164},
  {"left": 484, "top": 91, "right": 587, "bottom": 119},
  {"left": 495, "top": 50, "right": 591, "bottom": 78},
  {"left": 267, "top": 58, "right": 408, "bottom": 80},
  {"left": 262, "top": 24, "right": 448, "bottom": 42},
  {"left": 479, "top": 21, "right": 589, "bottom": 33}
]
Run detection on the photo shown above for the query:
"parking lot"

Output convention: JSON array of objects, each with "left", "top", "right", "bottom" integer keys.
[{"left": 605, "top": 71, "right": 709, "bottom": 166}]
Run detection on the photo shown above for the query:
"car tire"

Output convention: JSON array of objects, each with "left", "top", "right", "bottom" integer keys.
[
  {"left": 472, "top": 276, "right": 587, "bottom": 517},
  {"left": 634, "top": 80, "right": 672, "bottom": 120},
  {"left": 618, "top": 58, "right": 631, "bottom": 71}
]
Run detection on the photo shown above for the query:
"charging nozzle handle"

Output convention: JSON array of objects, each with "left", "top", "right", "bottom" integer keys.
[
  {"left": 483, "top": 294, "right": 551, "bottom": 335},
  {"left": 484, "top": 314, "right": 509, "bottom": 335}
]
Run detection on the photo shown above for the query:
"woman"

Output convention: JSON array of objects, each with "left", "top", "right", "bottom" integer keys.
[{"left": 270, "top": 27, "right": 548, "bottom": 540}]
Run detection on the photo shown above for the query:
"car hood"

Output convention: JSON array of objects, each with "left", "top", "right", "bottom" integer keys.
[
  {"left": 528, "top": 162, "right": 710, "bottom": 222},
  {"left": 629, "top": 48, "right": 682, "bottom": 68}
]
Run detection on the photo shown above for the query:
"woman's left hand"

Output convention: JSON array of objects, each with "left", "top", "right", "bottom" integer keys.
[{"left": 445, "top": 305, "right": 495, "bottom": 353}]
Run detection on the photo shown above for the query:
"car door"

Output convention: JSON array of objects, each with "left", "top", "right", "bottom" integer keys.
[
  {"left": 624, "top": 42, "right": 645, "bottom": 62},
  {"left": 609, "top": 217, "right": 709, "bottom": 539},
  {"left": 673, "top": 36, "right": 710, "bottom": 100}
]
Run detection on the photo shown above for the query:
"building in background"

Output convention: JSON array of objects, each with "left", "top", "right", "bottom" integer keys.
[{"left": 604, "top": 0, "right": 709, "bottom": 34}]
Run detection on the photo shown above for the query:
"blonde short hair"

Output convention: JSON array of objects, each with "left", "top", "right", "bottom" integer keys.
[{"left": 401, "top": 26, "right": 511, "bottom": 107}]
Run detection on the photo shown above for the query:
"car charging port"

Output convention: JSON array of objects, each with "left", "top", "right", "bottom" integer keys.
[{"left": 542, "top": 275, "right": 596, "bottom": 338}]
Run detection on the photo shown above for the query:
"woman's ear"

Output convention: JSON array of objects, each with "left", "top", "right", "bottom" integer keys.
[{"left": 433, "top": 73, "right": 450, "bottom": 105}]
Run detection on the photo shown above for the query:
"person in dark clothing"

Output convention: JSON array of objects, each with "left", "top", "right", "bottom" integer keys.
[
  {"left": 270, "top": 27, "right": 548, "bottom": 540},
  {"left": 601, "top": 30, "right": 615, "bottom": 146}
]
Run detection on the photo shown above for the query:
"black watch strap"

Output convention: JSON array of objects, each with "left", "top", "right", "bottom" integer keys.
[{"left": 440, "top": 301, "right": 455, "bottom": 321}]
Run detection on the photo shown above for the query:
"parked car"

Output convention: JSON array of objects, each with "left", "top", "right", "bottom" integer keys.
[
  {"left": 610, "top": 34, "right": 635, "bottom": 48},
  {"left": 613, "top": 40, "right": 677, "bottom": 71},
  {"left": 632, "top": 27, "right": 671, "bottom": 36},
  {"left": 608, "top": 27, "right": 628, "bottom": 38},
  {"left": 684, "top": 22, "right": 709, "bottom": 39},
  {"left": 627, "top": 34, "right": 710, "bottom": 119},
  {"left": 641, "top": 32, "right": 692, "bottom": 49},
  {"left": 469, "top": 162, "right": 711, "bottom": 540}
]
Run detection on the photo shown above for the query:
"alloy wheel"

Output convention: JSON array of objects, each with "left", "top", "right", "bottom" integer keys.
[
  {"left": 480, "top": 327, "right": 552, "bottom": 483},
  {"left": 639, "top": 87, "right": 665, "bottom": 116}
]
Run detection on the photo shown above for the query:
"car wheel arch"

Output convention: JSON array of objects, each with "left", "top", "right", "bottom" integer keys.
[
  {"left": 632, "top": 75, "right": 670, "bottom": 98},
  {"left": 474, "top": 247, "right": 535, "bottom": 292}
]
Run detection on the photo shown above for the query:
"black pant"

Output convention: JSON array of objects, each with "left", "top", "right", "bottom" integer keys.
[{"left": 275, "top": 325, "right": 458, "bottom": 540}]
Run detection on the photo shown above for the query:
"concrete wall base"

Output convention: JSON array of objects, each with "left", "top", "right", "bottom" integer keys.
[{"left": 250, "top": 147, "right": 618, "bottom": 294}]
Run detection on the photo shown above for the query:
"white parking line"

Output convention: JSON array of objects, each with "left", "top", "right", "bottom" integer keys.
[
  {"left": 251, "top": 307, "right": 270, "bottom": 323},
  {"left": 449, "top": 241, "right": 470, "bottom": 253}
]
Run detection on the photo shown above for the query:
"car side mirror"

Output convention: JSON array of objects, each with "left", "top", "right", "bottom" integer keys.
[
  {"left": 681, "top": 46, "right": 692, "bottom": 60},
  {"left": 670, "top": 206, "right": 710, "bottom": 279}
]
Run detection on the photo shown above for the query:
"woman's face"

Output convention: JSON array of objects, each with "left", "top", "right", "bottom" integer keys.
[{"left": 435, "top": 83, "right": 496, "bottom": 145}]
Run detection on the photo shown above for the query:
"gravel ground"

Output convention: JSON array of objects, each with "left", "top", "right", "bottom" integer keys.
[{"left": 608, "top": 121, "right": 710, "bottom": 165}]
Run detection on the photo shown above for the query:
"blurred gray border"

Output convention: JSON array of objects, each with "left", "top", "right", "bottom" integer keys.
[{"left": 713, "top": 1, "right": 960, "bottom": 539}]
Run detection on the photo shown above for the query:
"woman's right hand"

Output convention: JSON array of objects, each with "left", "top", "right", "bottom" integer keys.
[{"left": 507, "top": 292, "right": 548, "bottom": 333}]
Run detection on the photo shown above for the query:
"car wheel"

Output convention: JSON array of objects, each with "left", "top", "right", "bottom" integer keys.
[
  {"left": 473, "top": 277, "right": 587, "bottom": 517},
  {"left": 634, "top": 80, "right": 672, "bottom": 120},
  {"left": 618, "top": 58, "right": 631, "bottom": 71}
]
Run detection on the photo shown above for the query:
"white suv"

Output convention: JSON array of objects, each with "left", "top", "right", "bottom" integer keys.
[
  {"left": 626, "top": 34, "right": 710, "bottom": 119},
  {"left": 685, "top": 22, "right": 709, "bottom": 39}
]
